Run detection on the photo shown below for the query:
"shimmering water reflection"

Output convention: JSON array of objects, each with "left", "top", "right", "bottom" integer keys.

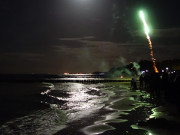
[
  {"left": 45, "top": 83, "right": 109, "bottom": 122},
  {"left": 0, "top": 82, "right": 154, "bottom": 135},
  {"left": 0, "top": 82, "right": 113, "bottom": 135}
]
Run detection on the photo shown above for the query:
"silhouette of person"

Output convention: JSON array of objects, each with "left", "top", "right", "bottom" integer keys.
[
  {"left": 131, "top": 74, "right": 137, "bottom": 90},
  {"left": 139, "top": 74, "right": 144, "bottom": 90}
]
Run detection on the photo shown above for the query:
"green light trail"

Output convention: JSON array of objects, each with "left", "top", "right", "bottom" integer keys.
[
  {"left": 139, "top": 11, "right": 150, "bottom": 37},
  {"left": 139, "top": 10, "right": 159, "bottom": 73}
]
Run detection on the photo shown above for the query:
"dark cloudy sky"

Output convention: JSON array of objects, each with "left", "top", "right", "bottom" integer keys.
[{"left": 0, "top": 0, "right": 180, "bottom": 74}]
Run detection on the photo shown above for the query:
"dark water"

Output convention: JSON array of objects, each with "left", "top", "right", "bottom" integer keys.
[
  {"left": 0, "top": 74, "right": 105, "bottom": 82},
  {"left": 2, "top": 76, "right": 176, "bottom": 135},
  {"left": 0, "top": 82, "right": 117, "bottom": 134}
]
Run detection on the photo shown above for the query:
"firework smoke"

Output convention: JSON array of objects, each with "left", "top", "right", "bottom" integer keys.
[{"left": 139, "top": 11, "right": 159, "bottom": 73}]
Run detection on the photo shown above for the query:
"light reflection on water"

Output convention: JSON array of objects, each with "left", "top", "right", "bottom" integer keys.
[
  {"left": 0, "top": 81, "right": 156, "bottom": 135},
  {"left": 49, "top": 83, "right": 108, "bottom": 122},
  {"left": 0, "top": 82, "right": 112, "bottom": 135},
  {"left": 44, "top": 82, "right": 109, "bottom": 116}
]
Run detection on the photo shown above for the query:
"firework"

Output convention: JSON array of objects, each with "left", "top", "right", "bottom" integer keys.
[{"left": 139, "top": 11, "right": 158, "bottom": 73}]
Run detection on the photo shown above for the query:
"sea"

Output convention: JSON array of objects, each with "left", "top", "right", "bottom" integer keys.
[{"left": 0, "top": 74, "right": 172, "bottom": 135}]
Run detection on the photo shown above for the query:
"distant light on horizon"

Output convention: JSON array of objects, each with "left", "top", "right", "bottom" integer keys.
[
  {"left": 77, "top": 0, "right": 92, "bottom": 3},
  {"left": 64, "top": 72, "right": 70, "bottom": 75}
]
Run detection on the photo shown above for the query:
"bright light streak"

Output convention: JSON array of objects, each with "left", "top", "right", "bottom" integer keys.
[
  {"left": 139, "top": 11, "right": 149, "bottom": 35},
  {"left": 139, "top": 10, "right": 159, "bottom": 73}
]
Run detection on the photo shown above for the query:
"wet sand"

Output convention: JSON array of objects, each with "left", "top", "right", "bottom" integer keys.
[
  {"left": 53, "top": 82, "right": 153, "bottom": 135},
  {"left": 54, "top": 82, "right": 180, "bottom": 135}
]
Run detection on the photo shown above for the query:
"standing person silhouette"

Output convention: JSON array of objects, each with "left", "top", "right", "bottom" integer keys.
[{"left": 139, "top": 74, "right": 144, "bottom": 90}]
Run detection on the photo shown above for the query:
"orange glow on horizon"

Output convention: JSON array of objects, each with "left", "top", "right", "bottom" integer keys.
[{"left": 64, "top": 72, "right": 70, "bottom": 75}]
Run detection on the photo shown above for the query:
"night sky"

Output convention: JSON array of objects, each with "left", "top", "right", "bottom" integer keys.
[{"left": 0, "top": 0, "right": 180, "bottom": 74}]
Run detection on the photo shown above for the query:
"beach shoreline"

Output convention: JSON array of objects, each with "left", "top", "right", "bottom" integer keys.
[{"left": 0, "top": 81, "right": 180, "bottom": 135}]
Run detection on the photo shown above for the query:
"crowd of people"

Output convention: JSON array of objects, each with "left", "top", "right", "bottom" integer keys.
[{"left": 131, "top": 70, "right": 180, "bottom": 113}]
